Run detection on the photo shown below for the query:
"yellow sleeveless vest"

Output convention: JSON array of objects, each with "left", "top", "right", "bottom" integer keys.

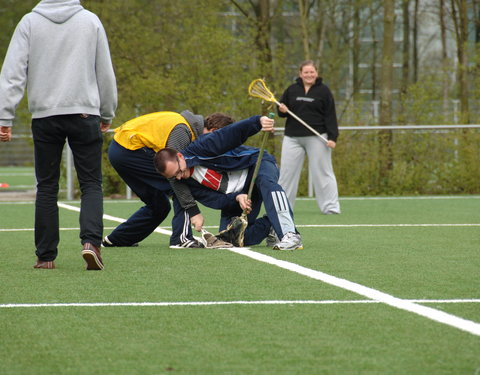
[{"left": 113, "top": 111, "right": 197, "bottom": 151}]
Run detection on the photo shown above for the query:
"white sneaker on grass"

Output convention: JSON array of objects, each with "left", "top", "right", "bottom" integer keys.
[{"left": 273, "top": 232, "right": 303, "bottom": 251}]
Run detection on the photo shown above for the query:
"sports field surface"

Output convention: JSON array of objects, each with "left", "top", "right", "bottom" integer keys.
[{"left": 0, "top": 195, "right": 479, "bottom": 374}]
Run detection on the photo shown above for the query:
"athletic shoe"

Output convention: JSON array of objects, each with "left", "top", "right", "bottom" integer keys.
[
  {"left": 81, "top": 243, "right": 104, "bottom": 270},
  {"left": 33, "top": 258, "right": 55, "bottom": 269},
  {"left": 273, "top": 232, "right": 303, "bottom": 251},
  {"left": 101, "top": 235, "right": 139, "bottom": 248},
  {"left": 202, "top": 231, "right": 233, "bottom": 249},
  {"left": 170, "top": 239, "right": 205, "bottom": 249},
  {"left": 216, "top": 216, "right": 247, "bottom": 247},
  {"left": 266, "top": 228, "right": 279, "bottom": 247}
]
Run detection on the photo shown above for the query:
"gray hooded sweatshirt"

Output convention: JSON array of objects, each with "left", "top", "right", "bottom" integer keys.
[{"left": 0, "top": 0, "right": 117, "bottom": 126}]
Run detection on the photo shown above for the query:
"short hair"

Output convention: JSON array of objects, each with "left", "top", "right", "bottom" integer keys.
[
  {"left": 154, "top": 147, "right": 178, "bottom": 175},
  {"left": 299, "top": 60, "right": 317, "bottom": 72},
  {"left": 204, "top": 113, "right": 235, "bottom": 131}
]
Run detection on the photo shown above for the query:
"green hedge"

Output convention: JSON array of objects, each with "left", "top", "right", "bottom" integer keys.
[{"left": 100, "top": 128, "right": 480, "bottom": 198}]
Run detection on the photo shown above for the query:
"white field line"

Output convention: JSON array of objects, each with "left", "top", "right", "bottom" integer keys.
[
  {"left": 2, "top": 299, "right": 480, "bottom": 309},
  {"left": 2, "top": 195, "right": 480, "bottom": 206},
  {"left": 23, "top": 202, "right": 480, "bottom": 337},
  {"left": 228, "top": 247, "right": 480, "bottom": 336},
  {"left": 2, "top": 223, "right": 480, "bottom": 233}
]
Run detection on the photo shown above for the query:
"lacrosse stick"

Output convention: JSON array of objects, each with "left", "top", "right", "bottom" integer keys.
[
  {"left": 200, "top": 229, "right": 233, "bottom": 249},
  {"left": 215, "top": 112, "right": 274, "bottom": 247},
  {"left": 248, "top": 78, "right": 329, "bottom": 144}
]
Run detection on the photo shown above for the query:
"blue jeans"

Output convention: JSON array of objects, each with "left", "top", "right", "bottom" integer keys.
[{"left": 32, "top": 114, "right": 103, "bottom": 261}]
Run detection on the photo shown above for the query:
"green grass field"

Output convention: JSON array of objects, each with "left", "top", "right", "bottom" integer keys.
[
  {"left": 0, "top": 166, "right": 35, "bottom": 190},
  {"left": 0, "top": 196, "right": 479, "bottom": 374}
]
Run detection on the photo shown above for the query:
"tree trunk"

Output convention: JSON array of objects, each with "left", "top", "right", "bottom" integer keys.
[
  {"left": 412, "top": 0, "right": 419, "bottom": 83},
  {"left": 451, "top": 0, "right": 470, "bottom": 123},
  {"left": 352, "top": 2, "right": 360, "bottom": 100},
  {"left": 379, "top": 0, "right": 395, "bottom": 185},
  {"left": 439, "top": 0, "right": 450, "bottom": 119},
  {"left": 298, "top": 0, "right": 311, "bottom": 60},
  {"left": 401, "top": 0, "right": 410, "bottom": 95},
  {"left": 380, "top": 0, "right": 395, "bottom": 126}
]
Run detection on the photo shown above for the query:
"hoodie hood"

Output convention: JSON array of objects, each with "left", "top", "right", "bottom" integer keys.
[
  {"left": 33, "top": 0, "right": 83, "bottom": 24},
  {"left": 180, "top": 110, "right": 204, "bottom": 138}
]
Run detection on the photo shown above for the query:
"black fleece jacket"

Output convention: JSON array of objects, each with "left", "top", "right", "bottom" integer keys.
[{"left": 278, "top": 77, "right": 339, "bottom": 142}]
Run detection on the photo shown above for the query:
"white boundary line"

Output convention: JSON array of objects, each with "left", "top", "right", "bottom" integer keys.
[
  {"left": 18, "top": 202, "right": 479, "bottom": 336},
  {"left": 2, "top": 223, "right": 480, "bottom": 233},
  {"left": 227, "top": 247, "right": 480, "bottom": 336},
  {"left": 2, "top": 195, "right": 480, "bottom": 205},
  {"left": 2, "top": 299, "right": 479, "bottom": 309}
]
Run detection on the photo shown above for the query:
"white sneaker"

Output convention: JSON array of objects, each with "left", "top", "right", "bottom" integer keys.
[{"left": 273, "top": 232, "right": 303, "bottom": 251}]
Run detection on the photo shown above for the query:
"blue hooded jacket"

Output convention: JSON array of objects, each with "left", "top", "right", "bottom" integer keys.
[{"left": 182, "top": 115, "right": 276, "bottom": 170}]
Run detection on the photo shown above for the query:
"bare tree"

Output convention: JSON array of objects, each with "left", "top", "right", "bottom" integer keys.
[
  {"left": 412, "top": 0, "right": 419, "bottom": 83},
  {"left": 379, "top": 0, "right": 395, "bottom": 183},
  {"left": 439, "top": 0, "right": 450, "bottom": 117},
  {"left": 401, "top": 0, "right": 410, "bottom": 95},
  {"left": 380, "top": 0, "right": 395, "bottom": 126},
  {"left": 230, "top": 0, "right": 274, "bottom": 76},
  {"left": 451, "top": 0, "right": 470, "bottom": 124}
]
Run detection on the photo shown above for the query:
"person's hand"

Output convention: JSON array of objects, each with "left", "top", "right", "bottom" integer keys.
[
  {"left": 278, "top": 103, "right": 288, "bottom": 114},
  {"left": 100, "top": 122, "right": 111, "bottom": 133},
  {"left": 0, "top": 126, "right": 12, "bottom": 142},
  {"left": 236, "top": 194, "right": 252, "bottom": 213},
  {"left": 259, "top": 116, "right": 274, "bottom": 133},
  {"left": 190, "top": 213, "right": 204, "bottom": 232},
  {"left": 326, "top": 140, "right": 336, "bottom": 149}
]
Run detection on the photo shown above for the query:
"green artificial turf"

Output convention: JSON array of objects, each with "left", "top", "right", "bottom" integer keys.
[{"left": 0, "top": 196, "right": 479, "bottom": 374}]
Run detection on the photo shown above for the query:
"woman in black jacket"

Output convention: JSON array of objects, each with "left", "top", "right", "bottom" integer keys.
[{"left": 277, "top": 60, "right": 341, "bottom": 214}]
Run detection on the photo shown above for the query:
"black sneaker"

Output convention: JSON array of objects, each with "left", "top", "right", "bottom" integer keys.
[
  {"left": 169, "top": 239, "right": 205, "bottom": 249},
  {"left": 101, "top": 235, "right": 139, "bottom": 248},
  {"left": 216, "top": 216, "right": 248, "bottom": 247}
]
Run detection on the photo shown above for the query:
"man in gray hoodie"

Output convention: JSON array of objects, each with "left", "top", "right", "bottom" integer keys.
[{"left": 0, "top": 0, "right": 117, "bottom": 270}]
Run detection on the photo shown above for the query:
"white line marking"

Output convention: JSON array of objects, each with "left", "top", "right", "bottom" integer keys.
[
  {"left": 226, "top": 247, "right": 480, "bottom": 336},
  {"left": 3, "top": 223, "right": 480, "bottom": 232},
  {"left": 57, "top": 202, "right": 173, "bottom": 235},
  {"left": 2, "top": 299, "right": 479, "bottom": 309},
  {"left": 53, "top": 202, "right": 480, "bottom": 336}
]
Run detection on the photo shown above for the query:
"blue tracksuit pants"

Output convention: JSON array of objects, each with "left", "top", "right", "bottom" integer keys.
[{"left": 218, "top": 158, "right": 296, "bottom": 246}]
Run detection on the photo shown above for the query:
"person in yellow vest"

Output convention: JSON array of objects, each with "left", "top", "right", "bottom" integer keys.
[{"left": 103, "top": 110, "right": 235, "bottom": 248}]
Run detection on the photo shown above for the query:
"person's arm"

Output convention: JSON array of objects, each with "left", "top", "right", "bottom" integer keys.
[
  {"left": 323, "top": 87, "right": 339, "bottom": 144},
  {"left": 166, "top": 124, "right": 194, "bottom": 150},
  {"left": 95, "top": 20, "right": 117, "bottom": 125},
  {"left": 0, "top": 17, "right": 29, "bottom": 128},
  {"left": 184, "top": 115, "right": 267, "bottom": 158},
  {"left": 277, "top": 89, "right": 289, "bottom": 119}
]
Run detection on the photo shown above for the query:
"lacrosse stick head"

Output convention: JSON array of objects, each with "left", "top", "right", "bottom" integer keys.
[
  {"left": 215, "top": 215, "right": 248, "bottom": 247},
  {"left": 201, "top": 229, "right": 233, "bottom": 249},
  {"left": 248, "top": 78, "right": 277, "bottom": 103}
]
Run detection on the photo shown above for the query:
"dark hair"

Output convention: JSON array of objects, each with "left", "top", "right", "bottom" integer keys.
[
  {"left": 154, "top": 147, "right": 178, "bottom": 175},
  {"left": 299, "top": 60, "right": 317, "bottom": 72},
  {"left": 204, "top": 113, "right": 235, "bottom": 131}
]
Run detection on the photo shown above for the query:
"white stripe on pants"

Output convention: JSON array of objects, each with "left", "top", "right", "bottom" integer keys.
[{"left": 278, "top": 135, "right": 340, "bottom": 214}]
